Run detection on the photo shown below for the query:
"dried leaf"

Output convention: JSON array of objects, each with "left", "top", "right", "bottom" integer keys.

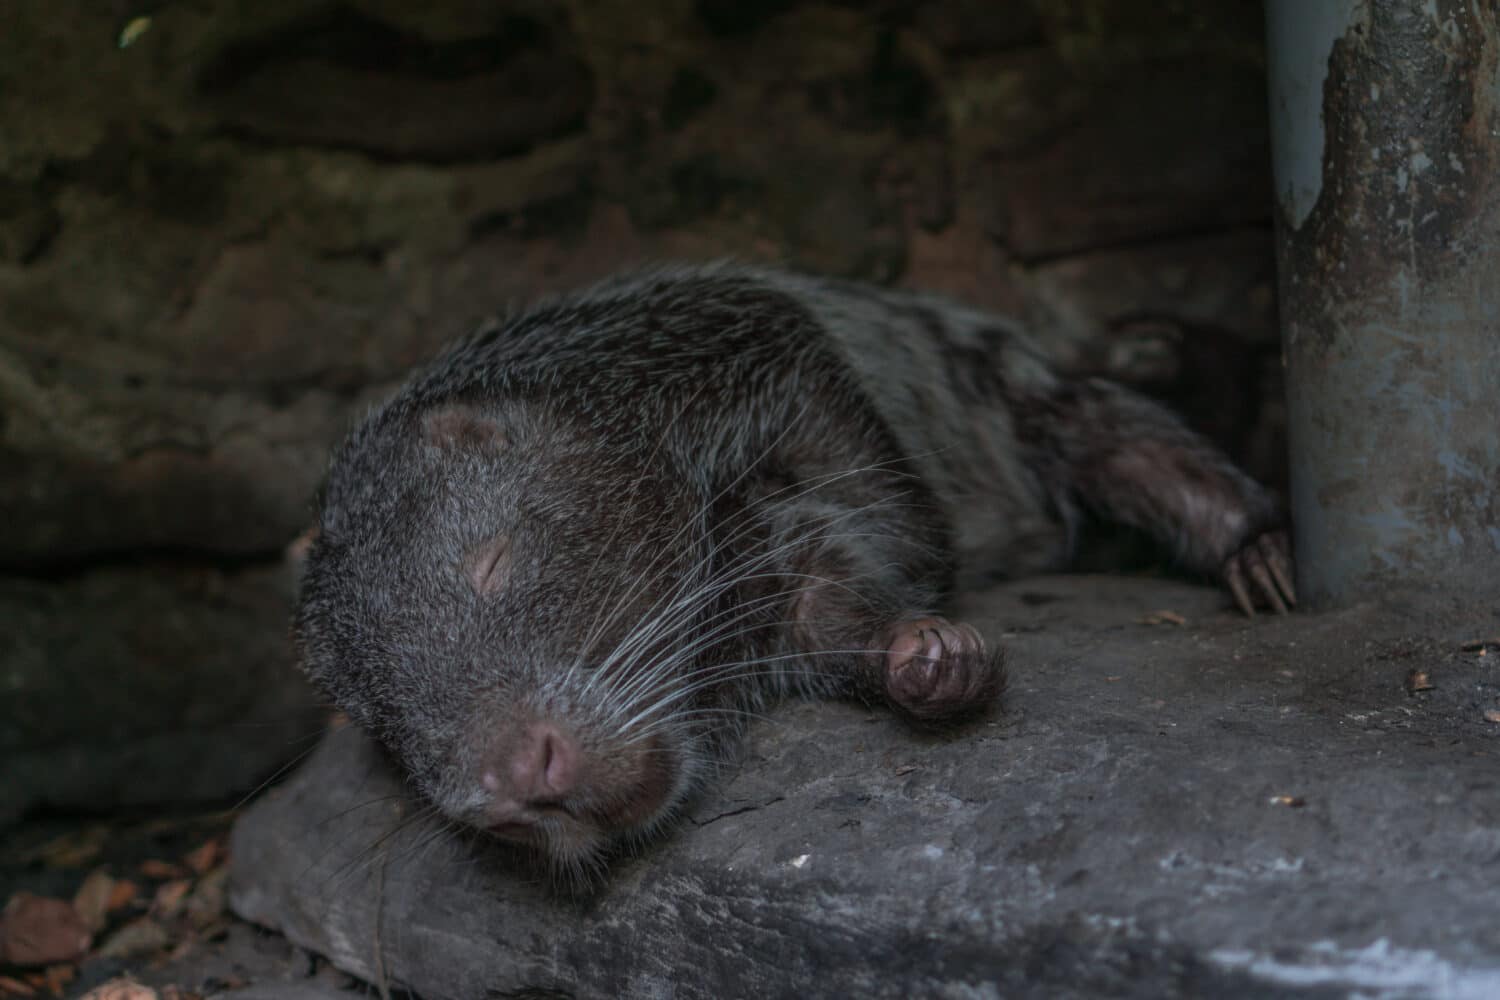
[
  {"left": 0, "top": 975, "right": 37, "bottom": 997},
  {"left": 139, "top": 819, "right": 185, "bottom": 838},
  {"left": 137, "top": 860, "right": 183, "bottom": 881},
  {"left": 183, "top": 869, "right": 228, "bottom": 929},
  {"left": 1404, "top": 670, "right": 1435, "bottom": 694},
  {"left": 79, "top": 979, "right": 158, "bottom": 1000},
  {"left": 95, "top": 918, "right": 170, "bottom": 960},
  {"left": 151, "top": 880, "right": 192, "bottom": 918},
  {"left": 106, "top": 881, "right": 140, "bottom": 914},
  {"left": 1140, "top": 609, "right": 1186, "bottom": 627},
  {"left": 0, "top": 894, "right": 91, "bottom": 967},
  {"left": 71, "top": 870, "right": 115, "bottom": 935},
  {"left": 41, "top": 966, "right": 73, "bottom": 998},
  {"left": 192, "top": 918, "right": 230, "bottom": 943},
  {"left": 23, "top": 828, "right": 108, "bottom": 870},
  {"left": 180, "top": 839, "right": 221, "bottom": 876},
  {"left": 166, "top": 936, "right": 197, "bottom": 963}
]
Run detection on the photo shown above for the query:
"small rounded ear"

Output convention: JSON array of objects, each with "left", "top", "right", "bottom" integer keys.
[
  {"left": 422, "top": 405, "right": 508, "bottom": 452},
  {"left": 464, "top": 535, "right": 513, "bottom": 595}
]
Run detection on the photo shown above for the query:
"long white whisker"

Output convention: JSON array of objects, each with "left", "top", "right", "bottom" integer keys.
[
  {"left": 575, "top": 402, "right": 825, "bottom": 691},
  {"left": 587, "top": 455, "right": 924, "bottom": 692},
  {"left": 590, "top": 528, "right": 898, "bottom": 722},
  {"left": 614, "top": 649, "right": 891, "bottom": 739},
  {"left": 588, "top": 508, "right": 919, "bottom": 726},
  {"left": 600, "top": 559, "right": 899, "bottom": 711},
  {"left": 602, "top": 486, "right": 915, "bottom": 677}
]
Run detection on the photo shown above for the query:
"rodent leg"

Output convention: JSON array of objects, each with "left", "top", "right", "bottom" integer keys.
[{"left": 1014, "top": 376, "right": 1295, "bottom": 613}]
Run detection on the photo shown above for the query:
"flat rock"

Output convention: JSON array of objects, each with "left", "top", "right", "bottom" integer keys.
[
  {"left": 217, "top": 986, "right": 355, "bottom": 1000},
  {"left": 229, "top": 575, "right": 1500, "bottom": 999}
]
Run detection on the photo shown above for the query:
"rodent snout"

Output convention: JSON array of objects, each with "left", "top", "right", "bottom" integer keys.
[{"left": 479, "top": 721, "right": 581, "bottom": 829}]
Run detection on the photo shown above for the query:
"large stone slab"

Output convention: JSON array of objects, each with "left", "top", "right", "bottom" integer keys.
[{"left": 229, "top": 576, "right": 1500, "bottom": 998}]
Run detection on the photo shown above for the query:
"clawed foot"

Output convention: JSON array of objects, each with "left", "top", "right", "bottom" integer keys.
[
  {"left": 876, "top": 616, "right": 1005, "bottom": 722},
  {"left": 1223, "top": 530, "right": 1297, "bottom": 616}
]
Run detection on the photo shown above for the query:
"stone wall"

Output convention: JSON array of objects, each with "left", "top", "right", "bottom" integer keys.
[{"left": 0, "top": 0, "right": 1278, "bottom": 819}]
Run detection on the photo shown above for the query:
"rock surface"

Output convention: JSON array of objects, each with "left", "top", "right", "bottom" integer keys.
[
  {"left": 0, "top": 559, "right": 323, "bottom": 824},
  {"left": 230, "top": 575, "right": 1500, "bottom": 999}
]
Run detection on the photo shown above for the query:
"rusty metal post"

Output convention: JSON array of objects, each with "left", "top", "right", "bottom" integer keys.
[{"left": 1265, "top": 0, "right": 1500, "bottom": 607}]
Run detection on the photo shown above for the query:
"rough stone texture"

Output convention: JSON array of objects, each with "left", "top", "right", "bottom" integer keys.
[
  {"left": 0, "top": 0, "right": 1279, "bottom": 566},
  {"left": 0, "top": 558, "right": 323, "bottom": 824},
  {"left": 218, "top": 985, "right": 362, "bottom": 1000},
  {"left": 60, "top": 920, "right": 353, "bottom": 1000},
  {"left": 2, "top": 0, "right": 1277, "bottom": 817},
  {"left": 231, "top": 576, "right": 1500, "bottom": 999}
]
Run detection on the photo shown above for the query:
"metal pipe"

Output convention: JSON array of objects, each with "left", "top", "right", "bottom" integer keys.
[{"left": 1265, "top": 0, "right": 1500, "bottom": 606}]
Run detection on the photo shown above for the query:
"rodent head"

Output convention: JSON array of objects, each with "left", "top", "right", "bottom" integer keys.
[{"left": 295, "top": 397, "right": 726, "bottom": 881}]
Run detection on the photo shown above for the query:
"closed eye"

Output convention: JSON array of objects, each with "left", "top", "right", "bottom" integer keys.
[{"left": 465, "top": 536, "right": 512, "bottom": 595}]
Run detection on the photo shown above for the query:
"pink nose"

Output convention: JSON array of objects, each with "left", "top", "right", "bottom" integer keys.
[{"left": 481, "top": 723, "right": 580, "bottom": 826}]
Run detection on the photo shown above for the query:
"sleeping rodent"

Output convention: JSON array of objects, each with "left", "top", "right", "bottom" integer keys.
[{"left": 294, "top": 263, "right": 1294, "bottom": 880}]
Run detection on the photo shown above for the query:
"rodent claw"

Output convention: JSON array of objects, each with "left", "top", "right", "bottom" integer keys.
[
  {"left": 1260, "top": 532, "right": 1297, "bottom": 606},
  {"left": 1224, "top": 530, "right": 1297, "bottom": 617},
  {"left": 1225, "top": 559, "right": 1255, "bottom": 617},
  {"left": 1249, "top": 556, "right": 1287, "bottom": 615}
]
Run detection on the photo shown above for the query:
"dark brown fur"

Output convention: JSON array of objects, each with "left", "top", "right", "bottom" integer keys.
[{"left": 294, "top": 263, "right": 1293, "bottom": 881}]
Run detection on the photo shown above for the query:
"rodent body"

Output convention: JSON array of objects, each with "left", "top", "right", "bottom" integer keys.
[{"left": 295, "top": 263, "right": 1294, "bottom": 881}]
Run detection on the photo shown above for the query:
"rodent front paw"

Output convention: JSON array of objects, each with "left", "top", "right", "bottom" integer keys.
[{"left": 877, "top": 616, "right": 1005, "bottom": 722}]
